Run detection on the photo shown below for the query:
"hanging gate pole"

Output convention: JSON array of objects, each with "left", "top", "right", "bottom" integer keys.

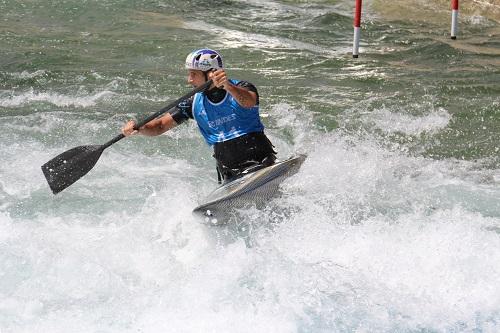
[
  {"left": 352, "top": 0, "right": 363, "bottom": 58},
  {"left": 451, "top": 0, "right": 459, "bottom": 39}
]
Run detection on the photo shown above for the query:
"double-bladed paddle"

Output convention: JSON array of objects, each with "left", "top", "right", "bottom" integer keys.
[{"left": 41, "top": 80, "right": 212, "bottom": 194}]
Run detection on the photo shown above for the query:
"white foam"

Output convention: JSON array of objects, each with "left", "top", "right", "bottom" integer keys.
[
  {"left": 260, "top": 204, "right": 500, "bottom": 331},
  {"left": 467, "top": 15, "right": 495, "bottom": 26},
  {"left": 244, "top": 133, "right": 500, "bottom": 331},
  {"left": 8, "top": 70, "right": 47, "bottom": 79},
  {"left": 367, "top": 107, "right": 451, "bottom": 136},
  {"left": 2, "top": 128, "right": 500, "bottom": 332},
  {"left": 0, "top": 89, "right": 116, "bottom": 108},
  {"left": 271, "top": 102, "right": 314, "bottom": 153}
]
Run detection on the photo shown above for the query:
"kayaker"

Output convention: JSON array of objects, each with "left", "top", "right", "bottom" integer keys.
[{"left": 122, "top": 48, "right": 276, "bottom": 183}]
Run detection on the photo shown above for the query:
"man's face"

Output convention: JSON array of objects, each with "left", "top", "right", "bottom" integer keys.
[{"left": 187, "top": 69, "right": 206, "bottom": 87}]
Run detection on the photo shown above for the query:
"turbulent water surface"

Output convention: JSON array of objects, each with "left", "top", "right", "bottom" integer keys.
[{"left": 1, "top": 0, "right": 500, "bottom": 332}]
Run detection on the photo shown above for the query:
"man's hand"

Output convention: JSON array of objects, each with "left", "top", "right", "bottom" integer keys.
[
  {"left": 208, "top": 69, "right": 257, "bottom": 108},
  {"left": 122, "top": 120, "right": 138, "bottom": 136},
  {"left": 209, "top": 69, "right": 231, "bottom": 90}
]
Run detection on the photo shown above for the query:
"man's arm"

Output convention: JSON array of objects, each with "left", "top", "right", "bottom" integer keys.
[
  {"left": 122, "top": 113, "right": 177, "bottom": 137},
  {"left": 225, "top": 84, "right": 258, "bottom": 108},
  {"left": 121, "top": 99, "right": 192, "bottom": 137}
]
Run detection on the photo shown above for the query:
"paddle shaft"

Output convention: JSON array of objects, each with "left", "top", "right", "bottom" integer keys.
[{"left": 101, "top": 79, "right": 212, "bottom": 150}]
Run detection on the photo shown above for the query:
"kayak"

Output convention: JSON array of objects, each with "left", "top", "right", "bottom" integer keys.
[{"left": 193, "top": 154, "right": 306, "bottom": 224}]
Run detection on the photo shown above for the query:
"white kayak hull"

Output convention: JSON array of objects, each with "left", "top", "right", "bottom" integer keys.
[{"left": 193, "top": 155, "right": 306, "bottom": 224}]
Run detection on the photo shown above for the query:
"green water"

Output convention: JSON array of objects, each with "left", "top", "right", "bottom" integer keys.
[{"left": 1, "top": 0, "right": 498, "bottom": 161}]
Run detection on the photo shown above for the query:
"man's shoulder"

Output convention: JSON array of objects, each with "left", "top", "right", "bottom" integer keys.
[{"left": 233, "top": 79, "right": 258, "bottom": 93}]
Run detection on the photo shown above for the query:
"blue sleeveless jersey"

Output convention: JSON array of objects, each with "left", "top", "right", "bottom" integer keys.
[{"left": 192, "top": 79, "right": 264, "bottom": 145}]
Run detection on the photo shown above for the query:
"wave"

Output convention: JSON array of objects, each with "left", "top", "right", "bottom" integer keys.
[
  {"left": 7, "top": 70, "right": 48, "bottom": 79},
  {"left": 372, "top": 0, "right": 500, "bottom": 24},
  {"left": 0, "top": 89, "right": 117, "bottom": 108},
  {"left": 366, "top": 107, "right": 451, "bottom": 136}
]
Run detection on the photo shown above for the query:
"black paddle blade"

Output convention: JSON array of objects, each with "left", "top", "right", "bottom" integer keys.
[{"left": 41, "top": 145, "right": 105, "bottom": 194}]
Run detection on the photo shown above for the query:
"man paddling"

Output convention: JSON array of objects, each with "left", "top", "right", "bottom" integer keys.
[{"left": 122, "top": 48, "right": 276, "bottom": 183}]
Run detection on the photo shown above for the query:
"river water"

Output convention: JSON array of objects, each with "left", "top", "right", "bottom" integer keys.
[{"left": 1, "top": 0, "right": 500, "bottom": 332}]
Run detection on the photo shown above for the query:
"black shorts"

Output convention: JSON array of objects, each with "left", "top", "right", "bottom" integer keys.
[{"left": 213, "top": 132, "right": 277, "bottom": 182}]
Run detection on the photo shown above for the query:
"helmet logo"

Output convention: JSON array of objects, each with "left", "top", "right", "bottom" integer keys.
[{"left": 199, "top": 59, "right": 211, "bottom": 67}]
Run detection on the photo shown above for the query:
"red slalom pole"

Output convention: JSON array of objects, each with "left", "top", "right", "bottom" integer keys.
[
  {"left": 352, "top": 0, "right": 362, "bottom": 58},
  {"left": 451, "top": 0, "right": 459, "bottom": 39}
]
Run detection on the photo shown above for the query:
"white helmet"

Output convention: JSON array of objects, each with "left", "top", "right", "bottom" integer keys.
[{"left": 185, "top": 49, "right": 223, "bottom": 71}]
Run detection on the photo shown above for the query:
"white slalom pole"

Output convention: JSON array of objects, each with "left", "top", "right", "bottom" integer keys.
[
  {"left": 451, "top": 0, "right": 459, "bottom": 39},
  {"left": 353, "top": 0, "right": 362, "bottom": 58}
]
